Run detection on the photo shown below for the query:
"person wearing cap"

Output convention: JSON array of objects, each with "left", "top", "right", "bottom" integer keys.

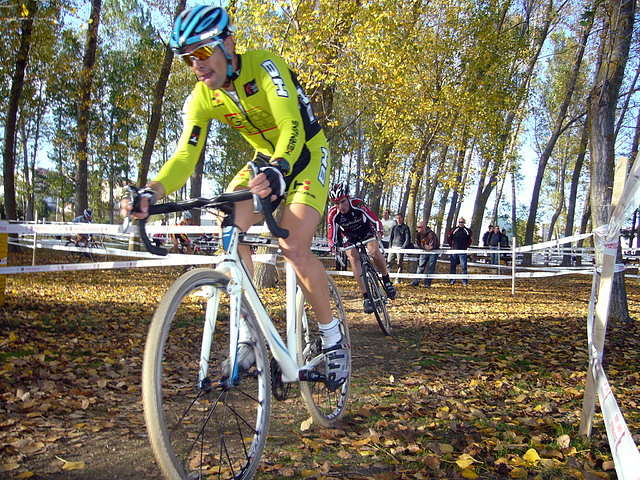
[
  {"left": 447, "top": 218, "right": 473, "bottom": 285},
  {"left": 120, "top": 6, "right": 348, "bottom": 391}
]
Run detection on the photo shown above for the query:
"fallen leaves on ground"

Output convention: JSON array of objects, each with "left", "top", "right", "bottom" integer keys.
[{"left": 1, "top": 250, "right": 639, "bottom": 479}]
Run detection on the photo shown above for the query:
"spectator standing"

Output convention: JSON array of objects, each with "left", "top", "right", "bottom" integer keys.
[
  {"left": 487, "top": 225, "right": 503, "bottom": 265},
  {"left": 482, "top": 224, "right": 492, "bottom": 247},
  {"left": 387, "top": 213, "right": 411, "bottom": 283},
  {"left": 500, "top": 228, "right": 510, "bottom": 265},
  {"left": 410, "top": 221, "right": 440, "bottom": 287},
  {"left": 448, "top": 218, "right": 472, "bottom": 285},
  {"left": 500, "top": 229, "right": 510, "bottom": 248},
  {"left": 380, "top": 209, "right": 395, "bottom": 248}
]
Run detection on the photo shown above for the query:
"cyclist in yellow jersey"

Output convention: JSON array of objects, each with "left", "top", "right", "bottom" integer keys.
[{"left": 120, "top": 6, "right": 348, "bottom": 390}]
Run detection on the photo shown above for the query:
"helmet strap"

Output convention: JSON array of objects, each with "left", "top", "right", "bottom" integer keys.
[{"left": 220, "top": 44, "right": 239, "bottom": 88}]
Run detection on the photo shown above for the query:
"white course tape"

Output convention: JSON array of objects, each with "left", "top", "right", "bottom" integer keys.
[
  {"left": 0, "top": 243, "right": 277, "bottom": 274},
  {"left": 588, "top": 344, "right": 640, "bottom": 480},
  {"left": 0, "top": 221, "right": 268, "bottom": 235},
  {"left": 514, "top": 232, "right": 593, "bottom": 253},
  {"left": 586, "top": 274, "right": 640, "bottom": 479}
]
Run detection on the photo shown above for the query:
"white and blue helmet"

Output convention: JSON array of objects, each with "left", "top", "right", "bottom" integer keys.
[{"left": 169, "top": 6, "right": 234, "bottom": 54}]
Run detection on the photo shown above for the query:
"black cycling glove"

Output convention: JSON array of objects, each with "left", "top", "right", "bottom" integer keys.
[{"left": 258, "top": 157, "right": 290, "bottom": 198}]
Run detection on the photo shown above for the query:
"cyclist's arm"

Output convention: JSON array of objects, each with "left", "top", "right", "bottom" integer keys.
[{"left": 154, "top": 89, "right": 211, "bottom": 195}]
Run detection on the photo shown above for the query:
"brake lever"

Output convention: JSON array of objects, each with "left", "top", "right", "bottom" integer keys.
[{"left": 247, "top": 162, "right": 263, "bottom": 214}]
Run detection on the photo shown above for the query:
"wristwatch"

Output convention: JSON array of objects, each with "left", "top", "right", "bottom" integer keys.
[{"left": 270, "top": 157, "right": 291, "bottom": 176}]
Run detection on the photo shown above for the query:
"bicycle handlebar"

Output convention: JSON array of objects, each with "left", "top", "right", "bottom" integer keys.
[
  {"left": 337, "top": 236, "right": 378, "bottom": 253},
  {"left": 129, "top": 163, "right": 289, "bottom": 256}
]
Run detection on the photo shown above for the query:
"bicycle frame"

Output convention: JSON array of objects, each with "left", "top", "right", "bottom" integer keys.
[{"left": 200, "top": 224, "right": 324, "bottom": 386}]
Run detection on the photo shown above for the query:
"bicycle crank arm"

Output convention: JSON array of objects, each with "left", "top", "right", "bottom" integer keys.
[{"left": 298, "top": 370, "right": 326, "bottom": 382}]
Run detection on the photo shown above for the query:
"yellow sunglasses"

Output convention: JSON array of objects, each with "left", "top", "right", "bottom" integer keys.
[{"left": 179, "top": 39, "right": 223, "bottom": 66}]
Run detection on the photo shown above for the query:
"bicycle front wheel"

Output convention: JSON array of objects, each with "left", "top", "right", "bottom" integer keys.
[
  {"left": 143, "top": 268, "right": 271, "bottom": 480},
  {"left": 365, "top": 265, "right": 392, "bottom": 336},
  {"left": 296, "top": 274, "right": 350, "bottom": 427}
]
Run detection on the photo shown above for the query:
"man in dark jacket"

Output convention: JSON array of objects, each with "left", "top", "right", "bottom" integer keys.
[
  {"left": 387, "top": 213, "right": 411, "bottom": 283},
  {"left": 410, "top": 221, "right": 440, "bottom": 287},
  {"left": 482, "top": 225, "right": 492, "bottom": 247},
  {"left": 487, "top": 225, "right": 503, "bottom": 264},
  {"left": 447, "top": 218, "right": 473, "bottom": 285}
]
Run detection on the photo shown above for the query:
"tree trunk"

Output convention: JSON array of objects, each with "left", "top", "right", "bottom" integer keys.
[
  {"left": 588, "top": 0, "right": 635, "bottom": 323},
  {"left": 614, "top": 57, "right": 640, "bottom": 139},
  {"left": 406, "top": 144, "right": 430, "bottom": 229},
  {"left": 562, "top": 123, "right": 588, "bottom": 266},
  {"left": 3, "top": 0, "right": 37, "bottom": 227},
  {"left": 137, "top": 0, "right": 187, "bottom": 187},
  {"left": 546, "top": 154, "right": 566, "bottom": 241},
  {"left": 189, "top": 127, "right": 209, "bottom": 225},
  {"left": 446, "top": 142, "right": 470, "bottom": 234},
  {"left": 523, "top": 17, "right": 592, "bottom": 262},
  {"left": 420, "top": 146, "right": 447, "bottom": 230},
  {"left": 75, "top": 0, "right": 102, "bottom": 216}
]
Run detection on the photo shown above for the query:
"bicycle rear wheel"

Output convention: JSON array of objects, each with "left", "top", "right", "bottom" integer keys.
[
  {"left": 365, "top": 265, "right": 392, "bottom": 336},
  {"left": 64, "top": 240, "right": 82, "bottom": 263},
  {"left": 296, "top": 275, "right": 350, "bottom": 427},
  {"left": 143, "top": 269, "right": 271, "bottom": 480}
]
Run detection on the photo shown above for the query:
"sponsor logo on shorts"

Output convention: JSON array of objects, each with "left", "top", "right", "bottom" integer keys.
[
  {"left": 318, "top": 147, "right": 329, "bottom": 186},
  {"left": 294, "top": 180, "right": 311, "bottom": 191},
  {"left": 293, "top": 180, "right": 316, "bottom": 199}
]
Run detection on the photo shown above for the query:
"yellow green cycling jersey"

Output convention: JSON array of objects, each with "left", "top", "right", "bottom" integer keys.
[{"left": 154, "top": 50, "right": 326, "bottom": 197}]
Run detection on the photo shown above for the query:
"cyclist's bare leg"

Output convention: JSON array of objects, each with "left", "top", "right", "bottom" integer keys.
[
  {"left": 367, "top": 240, "right": 390, "bottom": 276},
  {"left": 278, "top": 203, "right": 332, "bottom": 325},
  {"left": 345, "top": 248, "right": 366, "bottom": 293},
  {"left": 232, "top": 195, "right": 331, "bottom": 325}
]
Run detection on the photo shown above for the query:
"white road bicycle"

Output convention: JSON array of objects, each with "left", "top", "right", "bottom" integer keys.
[{"left": 132, "top": 184, "right": 350, "bottom": 480}]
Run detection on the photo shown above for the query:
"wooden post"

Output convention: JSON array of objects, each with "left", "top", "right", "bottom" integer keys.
[
  {"left": 0, "top": 226, "right": 7, "bottom": 306},
  {"left": 579, "top": 157, "right": 628, "bottom": 436},
  {"left": 511, "top": 236, "right": 517, "bottom": 295}
]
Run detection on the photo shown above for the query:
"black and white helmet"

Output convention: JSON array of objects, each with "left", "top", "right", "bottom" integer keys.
[{"left": 329, "top": 183, "right": 349, "bottom": 202}]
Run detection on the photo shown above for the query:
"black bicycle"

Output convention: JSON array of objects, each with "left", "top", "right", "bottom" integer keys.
[
  {"left": 339, "top": 237, "right": 392, "bottom": 336},
  {"left": 64, "top": 234, "right": 108, "bottom": 263}
]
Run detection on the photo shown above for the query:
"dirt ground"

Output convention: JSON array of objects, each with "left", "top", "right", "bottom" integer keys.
[{"left": 2, "top": 252, "right": 638, "bottom": 479}]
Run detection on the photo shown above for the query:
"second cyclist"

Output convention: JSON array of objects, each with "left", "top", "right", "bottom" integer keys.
[{"left": 327, "top": 183, "right": 397, "bottom": 313}]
